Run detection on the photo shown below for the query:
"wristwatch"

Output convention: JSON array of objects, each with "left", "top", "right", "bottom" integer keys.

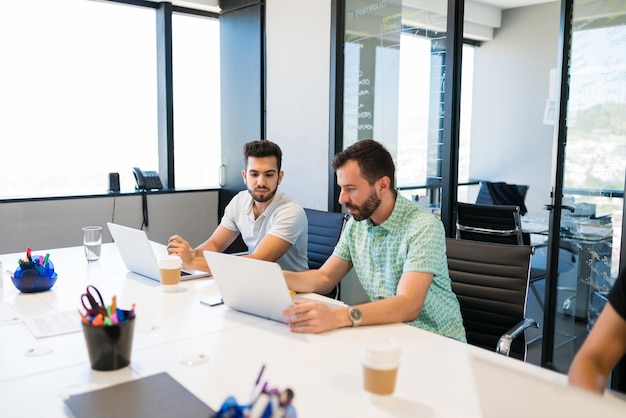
[{"left": 348, "top": 306, "right": 362, "bottom": 327}]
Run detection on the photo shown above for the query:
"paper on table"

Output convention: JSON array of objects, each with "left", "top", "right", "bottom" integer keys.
[
  {"left": 23, "top": 310, "right": 81, "bottom": 338},
  {"left": 0, "top": 302, "right": 23, "bottom": 326}
]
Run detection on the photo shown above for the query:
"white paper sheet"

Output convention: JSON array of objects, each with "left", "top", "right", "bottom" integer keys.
[{"left": 23, "top": 310, "right": 81, "bottom": 338}]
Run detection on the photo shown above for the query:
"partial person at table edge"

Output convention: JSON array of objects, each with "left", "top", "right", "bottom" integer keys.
[
  {"left": 282, "top": 139, "right": 466, "bottom": 342},
  {"left": 167, "top": 140, "right": 308, "bottom": 274},
  {"left": 568, "top": 269, "right": 626, "bottom": 394}
]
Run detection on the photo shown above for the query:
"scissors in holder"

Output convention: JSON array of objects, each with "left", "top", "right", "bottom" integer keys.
[{"left": 81, "top": 285, "right": 108, "bottom": 317}]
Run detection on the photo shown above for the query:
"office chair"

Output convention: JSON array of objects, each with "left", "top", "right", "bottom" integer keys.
[
  {"left": 475, "top": 181, "right": 529, "bottom": 215},
  {"left": 455, "top": 202, "right": 546, "bottom": 310},
  {"left": 446, "top": 238, "right": 538, "bottom": 361},
  {"left": 304, "top": 208, "right": 347, "bottom": 299}
]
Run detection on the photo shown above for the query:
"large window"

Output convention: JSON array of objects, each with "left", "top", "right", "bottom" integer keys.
[
  {"left": 172, "top": 13, "right": 221, "bottom": 190},
  {"left": 0, "top": 0, "right": 220, "bottom": 199}
]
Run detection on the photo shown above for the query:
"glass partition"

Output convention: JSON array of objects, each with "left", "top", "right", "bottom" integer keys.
[
  {"left": 343, "top": 0, "right": 455, "bottom": 210},
  {"left": 551, "top": 0, "right": 626, "bottom": 372}
]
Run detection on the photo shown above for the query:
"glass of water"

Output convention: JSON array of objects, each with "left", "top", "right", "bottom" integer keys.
[{"left": 83, "top": 226, "right": 102, "bottom": 263}]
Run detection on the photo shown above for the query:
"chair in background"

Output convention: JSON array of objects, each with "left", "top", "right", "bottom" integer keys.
[
  {"left": 304, "top": 208, "right": 347, "bottom": 299},
  {"left": 475, "top": 181, "right": 529, "bottom": 215},
  {"left": 446, "top": 238, "right": 538, "bottom": 361},
  {"left": 455, "top": 202, "right": 546, "bottom": 310}
]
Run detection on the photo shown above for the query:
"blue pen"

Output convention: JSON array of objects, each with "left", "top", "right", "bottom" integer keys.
[{"left": 116, "top": 308, "right": 126, "bottom": 322}]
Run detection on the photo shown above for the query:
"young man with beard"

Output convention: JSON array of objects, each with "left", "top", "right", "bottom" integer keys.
[
  {"left": 167, "top": 140, "right": 308, "bottom": 273},
  {"left": 281, "top": 140, "right": 466, "bottom": 341}
]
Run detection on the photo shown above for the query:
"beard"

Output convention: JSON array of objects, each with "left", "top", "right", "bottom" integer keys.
[
  {"left": 247, "top": 185, "right": 278, "bottom": 203},
  {"left": 345, "top": 189, "right": 381, "bottom": 221}
]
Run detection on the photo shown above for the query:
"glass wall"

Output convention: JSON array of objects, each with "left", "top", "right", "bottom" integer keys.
[
  {"left": 341, "top": 1, "right": 482, "bottom": 213},
  {"left": 343, "top": 0, "right": 455, "bottom": 210},
  {"left": 551, "top": 0, "right": 626, "bottom": 373}
]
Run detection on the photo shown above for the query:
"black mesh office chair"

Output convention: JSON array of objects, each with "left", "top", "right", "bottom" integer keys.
[
  {"left": 304, "top": 208, "right": 347, "bottom": 299},
  {"left": 446, "top": 238, "right": 538, "bottom": 361},
  {"left": 455, "top": 202, "right": 546, "bottom": 310},
  {"left": 475, "top": 181, "right": 529, "bottom": 215}
]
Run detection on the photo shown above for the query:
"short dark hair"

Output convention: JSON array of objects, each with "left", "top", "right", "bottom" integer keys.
[
  {"left": 331, "top": 139, "right": 395, "bottom": 187},
  {"left": 243, "top": 140, "right": 283, "bottom": 171}
]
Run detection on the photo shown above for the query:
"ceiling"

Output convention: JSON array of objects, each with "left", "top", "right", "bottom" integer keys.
[
  {"left": 165, "top": 0, "right": 560, "bottom": 13},
  {"left": 476, "top": 0, "right": 557, "bottom": 10}
]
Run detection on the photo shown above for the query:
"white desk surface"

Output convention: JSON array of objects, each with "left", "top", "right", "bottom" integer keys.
[{"left": 1, "top": 243, "right": 625, "bottom": 417}]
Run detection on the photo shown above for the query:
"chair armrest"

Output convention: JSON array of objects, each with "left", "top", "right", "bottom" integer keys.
[{"left": 496, "top": 318, "right": 539, "bottom": 356}]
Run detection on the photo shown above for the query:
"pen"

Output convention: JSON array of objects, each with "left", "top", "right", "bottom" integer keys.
[
  {"left": 255, "top": 364, "right": 266, "bottom": 386},
  {"left": 26, "top": 247, "right": 32, "bottom": 262},
  {"left": 116, "top": 308, "right": 126, "bottom": 322},
  {"left": 42, "top": 253, "right": 50, "bottom": 265},
  {"left": 78, "top": 309, "right": 89, "bottom": 324},
  {"left": 248, "top": 364, "right": 266, "bottom": 406},
  {"left": 248, "top": 390, "right": 270, "bottom": 418},
  {"left": 92, "top": 314, "right": 104, "bottom": 326}
]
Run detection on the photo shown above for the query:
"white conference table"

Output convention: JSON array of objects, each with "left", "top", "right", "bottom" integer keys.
[{"left": 1, "top": 243, "right": 625, "bottom": 417}]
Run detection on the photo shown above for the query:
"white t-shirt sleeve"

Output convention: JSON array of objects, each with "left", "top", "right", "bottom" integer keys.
[{"left": 267, "top": 204, "right": 307, "bottom": 245}]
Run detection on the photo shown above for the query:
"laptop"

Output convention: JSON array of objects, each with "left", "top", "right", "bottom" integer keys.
[
  {"left": 107, "top": 222, "right": 211, "bottom": 281},
  {"left": 203, "top": 251, "right": 344, "bottom": 323}
]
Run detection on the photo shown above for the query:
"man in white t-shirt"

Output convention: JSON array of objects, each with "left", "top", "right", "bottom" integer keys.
[{"left": 167, "top": 140, "right": 308, "bottom": 273}]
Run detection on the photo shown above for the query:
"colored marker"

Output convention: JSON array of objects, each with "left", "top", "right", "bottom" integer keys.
[
  {"left": 78, "top": 309, "right": 89, "bottom": 324},
  {"left": 92, "top": 314, "right": 104, "bottom": 326}
]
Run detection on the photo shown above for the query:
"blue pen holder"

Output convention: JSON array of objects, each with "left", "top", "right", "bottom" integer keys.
[{"left": 11, "top": 258, "right": 57, "bottom": 293}]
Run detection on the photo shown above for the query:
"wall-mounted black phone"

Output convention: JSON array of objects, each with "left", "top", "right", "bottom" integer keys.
[{"left": 133, "top": 167, "right": 163, "bottom": 190}]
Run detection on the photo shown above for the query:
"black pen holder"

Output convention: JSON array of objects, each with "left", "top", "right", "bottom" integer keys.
[{"left": 82, "top": 317, "right": 135, "bottom": 371}]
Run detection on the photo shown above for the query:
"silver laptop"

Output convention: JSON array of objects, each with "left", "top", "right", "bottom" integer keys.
[
  {"left": 107, "top": 222, "right": 211, "bottom": 281},
  {"left": 203, "top": 251, "right": 344, "bottom": 323}
]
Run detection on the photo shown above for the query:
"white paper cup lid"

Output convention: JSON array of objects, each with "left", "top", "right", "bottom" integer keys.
[
  {"left": 360, "top": 340, "right": 400, "bottom": 370},
  {"left": 158, "top": 255, "right": 182, "bottom": 269}
]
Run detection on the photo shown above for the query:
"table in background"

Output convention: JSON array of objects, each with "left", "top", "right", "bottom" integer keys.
[
  {"left": 522, "top": 215, "right": 614, "bottom": 323},
  {"left": 1, "top": 244, "right": 625, "bottom": 417}
]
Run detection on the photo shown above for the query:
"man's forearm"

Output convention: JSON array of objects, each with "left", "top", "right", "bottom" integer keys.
[{"left": 284, "top": 270, "right": 336, "bottom": 294}]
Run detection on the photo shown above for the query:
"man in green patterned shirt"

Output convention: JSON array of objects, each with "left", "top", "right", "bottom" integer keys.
[{"left": 282, "top": 140, "right": 466, "bottom": 341}]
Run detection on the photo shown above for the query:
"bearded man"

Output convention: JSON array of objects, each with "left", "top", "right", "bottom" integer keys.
[{"left": 282, "top": 140, "right": 466, "bottom": 341}]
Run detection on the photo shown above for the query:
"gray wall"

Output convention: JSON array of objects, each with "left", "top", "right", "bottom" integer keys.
[
  {"left": 470, "top": 2, "right": 560, "bottom": 216},
  {"left": 0, "top": 191, "right": 218, "bottom": 254}
]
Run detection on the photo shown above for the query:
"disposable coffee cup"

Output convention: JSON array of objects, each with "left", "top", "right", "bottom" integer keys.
[
  {"left": 360, "top": 339, "right": 400, "bottom": 397},
  {"left": 82, "top": 317, "right": 135, "bottom": 371},
  {"left": 158, "top": 255, "right": 182, "bottom": 292}
]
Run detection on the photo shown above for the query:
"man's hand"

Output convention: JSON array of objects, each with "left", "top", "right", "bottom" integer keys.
[
  {"left": 167, "top": 235, "right": 196, "bottom": 267},
  {"left": 282, "top": 300, "right": 348, "bottom": 334}
]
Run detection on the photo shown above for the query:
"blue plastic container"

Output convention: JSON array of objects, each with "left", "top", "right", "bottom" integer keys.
[{"left": 11, "top": 258, "right": 57, "bottom": 293}]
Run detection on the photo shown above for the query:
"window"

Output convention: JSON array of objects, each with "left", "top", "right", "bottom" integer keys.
[
  {"left": 0, "top": 0, "right": 221, "bottom": 198},
  {"left": 172, "top": 13, "right": 221, "bottom": 189}
]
